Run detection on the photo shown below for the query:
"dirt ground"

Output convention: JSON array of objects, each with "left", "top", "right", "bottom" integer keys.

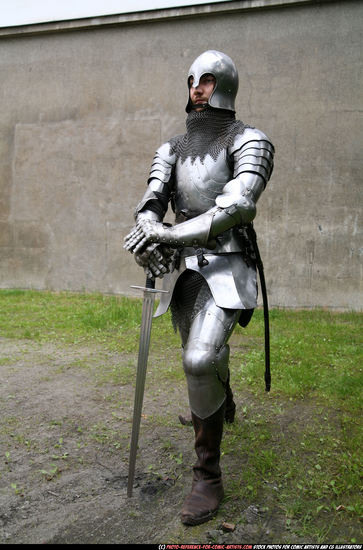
[{"left": 0, "top": 336, "right": 355, "bottom": 545}]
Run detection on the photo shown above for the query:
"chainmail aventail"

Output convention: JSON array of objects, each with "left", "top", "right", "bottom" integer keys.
[{"left": 169, "top": 107, "right": 251, "bottom": 164}]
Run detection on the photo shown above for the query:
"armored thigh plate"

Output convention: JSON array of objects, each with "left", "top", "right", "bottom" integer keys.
[{"left": 182, "top": 295, "right": 240, "bottom": 419}]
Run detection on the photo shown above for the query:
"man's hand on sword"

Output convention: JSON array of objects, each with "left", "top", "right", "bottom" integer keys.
[
  {"left": 124, "top": 219, "right": 164, "bottom": 254},
  {"left": 124, "top": 225, "right": 173, "bottom": 279}
]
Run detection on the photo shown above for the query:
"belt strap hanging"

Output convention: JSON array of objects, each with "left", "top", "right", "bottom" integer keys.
[{"left": 246, "top": 224, "right": 271, "bottom": 392}]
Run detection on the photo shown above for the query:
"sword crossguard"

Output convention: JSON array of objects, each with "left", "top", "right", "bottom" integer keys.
[{"left": 130, "top": 285, "right": 169, "bottom": 294}]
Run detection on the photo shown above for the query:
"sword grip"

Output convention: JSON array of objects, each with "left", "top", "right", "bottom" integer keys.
[{"left": 146, "top": 277, "right": 155, "bottom": 290}]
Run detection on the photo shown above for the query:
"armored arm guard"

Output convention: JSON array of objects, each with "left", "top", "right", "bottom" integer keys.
[
  {"left": 124, "top": 141, "right": 176, "bottom": 277},
  {"left": 134, "top": 142, "right": 176, "bottom": 222},
  {"left": 215, "top": 127, "right": 274, "bottom": 213}
]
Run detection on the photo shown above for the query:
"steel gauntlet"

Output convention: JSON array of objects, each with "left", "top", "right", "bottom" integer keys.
[{"left": 125, "top": 211, "right": 215, "bottom": 253}]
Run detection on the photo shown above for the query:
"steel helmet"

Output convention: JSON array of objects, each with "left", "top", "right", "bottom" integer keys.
[{"left": 186, "top": 50, "right": 239, "bottom": 113}]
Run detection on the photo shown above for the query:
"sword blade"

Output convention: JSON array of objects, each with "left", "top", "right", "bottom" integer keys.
[{"left": 127, "top": 283, "right": 156, "bottom": 497}]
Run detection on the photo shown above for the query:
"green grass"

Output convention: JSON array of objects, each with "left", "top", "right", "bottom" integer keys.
[
  {"left": 0, "top": 289, "right": 178, "bottom": 353},
  {"left": 232, "top": 308, "right": 363, "bottom": 411},
  {"left": 0, "top": 289, "right": 361, "bottom": 542}
]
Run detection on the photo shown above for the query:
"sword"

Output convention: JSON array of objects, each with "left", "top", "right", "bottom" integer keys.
[{"left": 127, "top": 277, "right": 168, "bottom": 497}]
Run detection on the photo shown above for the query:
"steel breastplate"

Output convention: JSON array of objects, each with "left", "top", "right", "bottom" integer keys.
[
  {"left": 174, "top": 151, "right": 230, "bottom": 218},
  {"left": 173, "top": 151, "right": 243, "bottom": 253}
]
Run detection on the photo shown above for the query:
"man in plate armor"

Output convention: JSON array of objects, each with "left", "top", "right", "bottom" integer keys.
[{"left": 124, "top": 50, "right": 274, "bottom": 525}]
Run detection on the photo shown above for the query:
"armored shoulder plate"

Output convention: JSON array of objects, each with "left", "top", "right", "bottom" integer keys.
[
  {"left": 229, "top": 128, "right": 274, "bottom": 187},
  {"left": 135, "top": 141, "right": 177, "bottom": 220},
  {"left": 147, "top": 142, "right": 177, "bottom": 185}
]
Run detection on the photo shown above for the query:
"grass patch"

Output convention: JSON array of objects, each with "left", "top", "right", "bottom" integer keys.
[
  {"left": 0, "top": 289, "right": 176, "bottom": 353},
  {"left": 232, "top": 308, "right": 363, "bottom": 411}
]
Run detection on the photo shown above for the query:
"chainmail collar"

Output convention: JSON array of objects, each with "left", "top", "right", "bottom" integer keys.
[{"left": 169, "top": 107, "right": 249, "bottom": 164}]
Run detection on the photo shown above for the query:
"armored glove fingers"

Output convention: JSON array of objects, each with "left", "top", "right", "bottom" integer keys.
[
  {"left": 135, "top": 243, "right": 173, "bottom": 279},
  {"left": 124, "top": 222, "right": 173, "bottom": 278},
  {"left": 124, "top": 219, "right": 166, "bottom": 254},
  {"left": 124, "top": 223, "right": 145, "bottom": 253}
]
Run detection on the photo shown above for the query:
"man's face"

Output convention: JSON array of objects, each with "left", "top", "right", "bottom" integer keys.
[{"left": 189, "top": 73, "right": 216, "bottom": 111}]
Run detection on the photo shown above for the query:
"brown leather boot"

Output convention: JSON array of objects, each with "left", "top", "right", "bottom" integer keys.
[{"left": 181, "top": 403, "right": 225, "bottom": 525}]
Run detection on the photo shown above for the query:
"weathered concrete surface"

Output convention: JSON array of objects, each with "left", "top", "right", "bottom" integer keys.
[
  {"left": 9, "top": 119, "right": 160, "bottom": 293},
  {"left": 0, "top": 0, "right": 362, "bottom": 308}
]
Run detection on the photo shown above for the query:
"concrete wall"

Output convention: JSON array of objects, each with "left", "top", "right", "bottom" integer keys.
[{"left": 0, "top": 0, "right": 362, "bottom": 309}]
